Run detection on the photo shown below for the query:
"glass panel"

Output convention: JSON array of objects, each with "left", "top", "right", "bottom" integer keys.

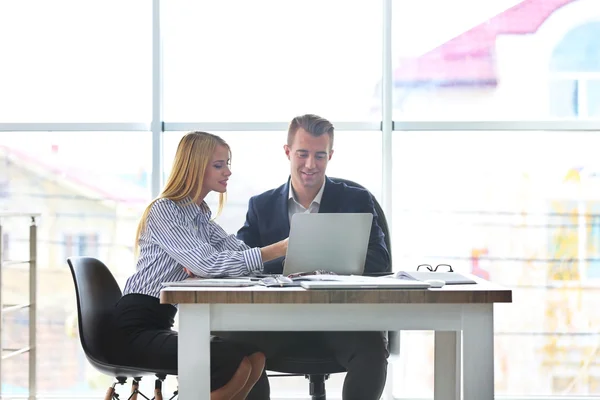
[
  {"left": 162, "top": 1, "right": 382, "bottom": 121},
  {"left": 0, "top": 1, "right": 151, "bottom": 122},
  {"left": 391, "top": 0, "right": 600, "bottom": 120},
  {"left": 393, "top": 331, "right": 600, "bottom": 397},
  {"left": 392, "top": 130, "right": 600, "bottom": 396},
  {"left": 549, "top": 79, "right": 578, "bottom": 118},
  {"left": 0, "top": 132, "right": 151, "bottom": 396},
  {"left": 163, "top": 131, "right": 382, "bottom": 235},
  {"left": 550, "top": 22, "right": 600, "bottom": 73},
  {"left": 588, "top": 80, "right": 600, "bottom": 117}
]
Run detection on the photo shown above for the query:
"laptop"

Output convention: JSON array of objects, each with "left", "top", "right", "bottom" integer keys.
[
  {"left": 300, "top": 279, "right": 431, "bottom": 290},
  {"left": 282, "top": 213, "right": 373, "bottom": 276}
]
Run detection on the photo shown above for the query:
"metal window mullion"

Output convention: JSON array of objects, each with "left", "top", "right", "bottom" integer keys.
[
  {"left": 28, "top": 218, "right": 37, "bottom": 400},
  {"left": 163, "top": 121, "right": 382, "bottom": 132},
  {"left": 392, "top": 120, "right": 600, "bottom": 131},
  {"left": 0, "top": 123, "right": 150, "bottom": 132},
  {"left": 0, "top": 221, "right": 3, "bottom": 397},
  {"left": 151, "top": 0, "right": 164, "bottom": 198},
  {"left": 381, "top": 0, "right": 393, "bottom": 226}
]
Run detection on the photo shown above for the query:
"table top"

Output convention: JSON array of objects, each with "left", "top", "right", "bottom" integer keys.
[{"left": 160, "top": 276, "right": 512, "bottom": 305}]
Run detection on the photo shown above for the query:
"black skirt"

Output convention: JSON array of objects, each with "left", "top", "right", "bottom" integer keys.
[{"left": 106, "top": 293, "right": 259, "bottom": 391}]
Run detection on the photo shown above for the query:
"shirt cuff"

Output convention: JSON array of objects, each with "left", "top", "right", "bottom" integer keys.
[{"left": 242, "top": 247, "right": 263, "bottom": 273}]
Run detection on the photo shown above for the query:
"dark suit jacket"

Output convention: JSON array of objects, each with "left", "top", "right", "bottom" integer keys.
[{"left": 237, "top": 177, "right": 391, "bottom": 274}]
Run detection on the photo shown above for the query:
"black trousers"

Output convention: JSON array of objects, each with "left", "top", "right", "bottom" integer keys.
[
  {"left": 106, "top": 294, "right": 268, "bottom": 392},
  {"left": 217, "top": 331, "right": 389, "bottom": 400}
]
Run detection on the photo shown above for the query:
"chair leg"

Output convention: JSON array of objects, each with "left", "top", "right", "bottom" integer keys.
[
  {"left": 167, "top": 391, "right": 178, "bottom": 400},
  {"left": 104, "top": 385, "right": 116, "bottom": 400},
  {"left": 107, "top": 377, "right": 128, "bottom": 400},
  {"left": 154, "top": 374, "right": 165, "bottom": 400},
  {"left": 130, "top": 377, "right": 141, "bottom": 400},
  {"left": 307, "top": 374, "right": 328, "bottom": 400}
]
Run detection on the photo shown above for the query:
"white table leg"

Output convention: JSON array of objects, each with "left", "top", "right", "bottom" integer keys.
[
  {"left": 382, "top": 355, "right": 396, "bottom": 400},
  {"left": 434, "top": 331, "right": 461, "bottom": 400},
  {"left": 462, "top": 304, "right": 494, "bottom": 400},
  {"left": 178, "top": 304, "right": 211, "bottom": 400},
  {"left": 382, "top": 330, "right": 400, "bottom": 400}
]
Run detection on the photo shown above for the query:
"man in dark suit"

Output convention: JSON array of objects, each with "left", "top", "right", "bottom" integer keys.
[{"left": 223, "top": 114, "right": 391, "bottom": 400}]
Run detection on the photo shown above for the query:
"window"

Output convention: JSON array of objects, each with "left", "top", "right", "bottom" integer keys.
[
  {"left": 548, "top": 78, "right": 600, "bottom": 118},
  {"left": 162, "top": 0, "right": 382, "bottom": 121},
  {"left": 392, "top": 130, "right": 600, "bottom": 397},
  {"left": 549, "top": 79, "right": 579, "bottom": 118},
  {"left": 4, "top": 0, "right": 600, "bottom": 398},
  {"left": 549, "top": 22, "right": 600, "bottom": 118},
  {"left": 588, "top": 80, "right": 600, "bottom": 117},
  {"left": 391, "top": 1, "right": 600, "bottom": 120},
  {"left": 63, "top": 234, "right": 99, "bottom": 259},
  {"left": 0, "top": 0, "right": 152, "bottom": 122},
  {"left": 0, "top": 131, "right": 151, "bottom": 396}
]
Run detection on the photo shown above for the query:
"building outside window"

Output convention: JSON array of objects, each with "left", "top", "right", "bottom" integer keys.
[{"left": 548, "top": 21, "right": 600, "bottom": 118}]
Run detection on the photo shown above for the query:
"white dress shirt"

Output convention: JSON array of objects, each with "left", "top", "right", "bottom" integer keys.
[
  {"left": 123, "top": 198, "right": 263, "bottom": 298},
  {"left": 288, "top": 180, "right": 326, "bottom": 224}
]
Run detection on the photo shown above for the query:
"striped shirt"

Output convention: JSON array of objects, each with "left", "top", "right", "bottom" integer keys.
[{"left": 123, "top": 198, "right": 263, "bottom": 298}]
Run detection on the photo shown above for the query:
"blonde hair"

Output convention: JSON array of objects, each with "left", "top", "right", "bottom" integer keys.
[{"left": 134, "top": 131, "right": 230, "bottom": 253}]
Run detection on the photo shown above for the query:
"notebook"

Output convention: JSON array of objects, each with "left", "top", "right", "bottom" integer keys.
[{"left": 300, "top": 279, "right": 431, "bottom": 290}]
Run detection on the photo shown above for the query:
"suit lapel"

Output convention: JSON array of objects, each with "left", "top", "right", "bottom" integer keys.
[
  {"left": 277, "top": 178, "right": 291, "bottom": 236},
  {"left": 318, "top": 177, "right": 338, "bottom": 214}
]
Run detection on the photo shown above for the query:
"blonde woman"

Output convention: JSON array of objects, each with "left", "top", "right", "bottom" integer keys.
[{"left": 107, "top": 132, "right": 287, "bottom": 400}]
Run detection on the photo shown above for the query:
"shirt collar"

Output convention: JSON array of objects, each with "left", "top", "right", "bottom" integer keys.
[
  {"left": 288, "top": 179, "right": 326, "bottom": 207},
  {"left": 179, "top": 199, "right": 211, "bottom": 222}
]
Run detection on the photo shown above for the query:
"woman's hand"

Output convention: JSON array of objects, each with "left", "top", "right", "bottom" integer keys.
[
  {"left": 183, "top": 267, "right": 194, "bottom": 277},
  {"left": 259, "top": 237, "right": 289, "bottom": 262},
  {"left": 281, "top": 238, "right": 289, "bottom": 254}
]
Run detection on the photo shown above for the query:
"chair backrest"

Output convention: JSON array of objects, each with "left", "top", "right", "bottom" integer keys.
[
  {"left": 329, "top": 178, "right": 399, "bottom": 353},
  {"left": 328, "top": 177, "right": 392, "bottom": 266},
  {"left": 67, "top": 256, "right": 122, "bottom": 364}
]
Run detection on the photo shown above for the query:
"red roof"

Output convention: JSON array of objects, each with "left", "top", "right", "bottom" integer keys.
[
  {"left": 0, "top": 145, "right": 148, "bottom": 205},
  {"left": 394, "top": 0, "right": 576, "bottom": 86}
]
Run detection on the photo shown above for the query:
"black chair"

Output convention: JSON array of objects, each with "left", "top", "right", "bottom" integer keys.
[
  {"left": 266, "top": 177, "right": 396, "bottom": 400},
  {"left": 67, "top": 256, "right": 178, "bottom": 400}
]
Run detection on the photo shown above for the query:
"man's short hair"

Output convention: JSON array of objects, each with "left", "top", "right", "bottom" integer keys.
[{"left": 287, "top": 114, "right": 335, "bottom": 149}]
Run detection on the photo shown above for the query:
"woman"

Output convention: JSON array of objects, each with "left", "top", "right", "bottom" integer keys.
[{"left": 108, "top": 131, "right": 288, "bottom": 400}]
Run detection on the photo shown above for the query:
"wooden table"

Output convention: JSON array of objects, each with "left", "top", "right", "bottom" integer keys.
[{"left": 161, "top": 278, "right": 512, "bottom": 400}]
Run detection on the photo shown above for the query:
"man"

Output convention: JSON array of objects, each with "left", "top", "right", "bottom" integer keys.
[{"left": 228, "top": 114, "right": 391, "bottom": 400}]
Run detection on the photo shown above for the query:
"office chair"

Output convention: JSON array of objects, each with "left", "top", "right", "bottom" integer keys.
[
  {"left": 67, "top": 256, "right": 178, "bottom": 400},
  {"left": 266, "top": 177, "right": 396, "bottom": 400}
]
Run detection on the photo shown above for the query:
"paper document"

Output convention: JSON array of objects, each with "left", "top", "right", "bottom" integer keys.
[
  {"left": 162, "top": 278, "right": 258, "bottom": 287},
  {"left": 389, "top": 271, "right": 476, "bottom": 285},
  {"left": 259, "top": 274, "right": 381, "bottom": 287}
]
